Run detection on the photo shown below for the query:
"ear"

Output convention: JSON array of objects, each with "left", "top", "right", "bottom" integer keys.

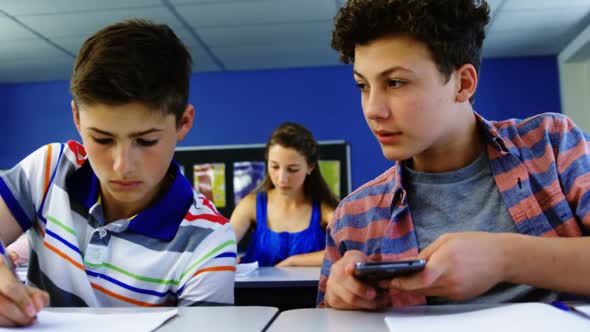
[
  {"left": 71, "top": 100, "right": 82, "bottom": 135},
  {"left": 176, "top": 104, "right": 195, "bottom": 142},
  {"left": 454, "top": 64, "right": 478, "bottom": 103}
]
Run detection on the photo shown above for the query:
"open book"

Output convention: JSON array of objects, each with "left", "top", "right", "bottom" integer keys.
[
  {"left": 236, "top": 261, "right": 259, "bottom": 277},
  {"left": 384, "top": 303, "right": 589, "bottom": 332}
]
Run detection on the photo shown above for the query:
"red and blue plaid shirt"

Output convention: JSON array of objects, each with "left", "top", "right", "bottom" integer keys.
[{"left": 318, "top": 112, "right": 590, "bottom": 307}]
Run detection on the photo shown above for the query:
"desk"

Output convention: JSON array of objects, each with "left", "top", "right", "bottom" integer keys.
[
  {"left": 267, "top": 304, "right": 590, "bottom": 332},
  {"left": 235, "top": 266, "right": 320, "bottom": 288},
  {"left": 45, "top": 306, "right": 278, "bottom": 332},
  {"left": 266, "top": 305, "right": 502, "bottom": 332},
  {"left": 235, "top": 267, "right": 320, "bottom": 310},
  {"left": 267, "top": 308, "right": 390, "bottom": 332}
]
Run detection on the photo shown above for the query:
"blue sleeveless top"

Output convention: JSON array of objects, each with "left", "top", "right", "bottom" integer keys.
[{"left": 241, "top": 192, "right": 326, "bottom": 267}]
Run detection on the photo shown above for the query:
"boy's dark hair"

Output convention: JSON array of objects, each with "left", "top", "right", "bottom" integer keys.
[
  {"left": 70, "top": 19, "right": 192, "bottom": 126},
  {"left": 332, "top": 0, "right": 490, "bottom": 102},
  {"left": 258, "top": 122, "right": 340, "bottom": 209}
]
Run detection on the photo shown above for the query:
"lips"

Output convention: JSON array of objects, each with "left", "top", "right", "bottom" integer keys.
[
  {"left": 110, "top": 180, "right": 141, "bottom": 191},
  {"left": 374, "top": 130, "right": 401, "bottom": 144}
]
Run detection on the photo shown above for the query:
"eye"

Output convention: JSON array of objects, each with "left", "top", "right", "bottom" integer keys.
[
  {"left": 388, "top": 79, "right": 406, "bottom": 88},
  {"left": 137, "top": 138, "right": 158, "bottom": 147},
  {"left": 288, "top": 169, "right": 300, "bottom": 173},
  {"left": 92, "top": 137, "right": 112, "bottom": 145},
  {"left": 355, "top": 82, "right": 368, "bottom": 91}
]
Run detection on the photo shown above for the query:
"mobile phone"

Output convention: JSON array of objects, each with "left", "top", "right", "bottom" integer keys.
[{"left": 353, "top": 259, "right": 427, "bottom": 281}]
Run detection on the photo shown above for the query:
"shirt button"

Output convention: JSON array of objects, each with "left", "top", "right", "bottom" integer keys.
[{"left": 99, "top": 229, "right": 107, "bottom": 238}]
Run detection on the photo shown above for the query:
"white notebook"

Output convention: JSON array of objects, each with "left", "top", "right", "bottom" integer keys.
[
  {"left": 0, "top": 309, "right": 178, "bottom": 332},
  {"left": 384, "top": 303, "right": 590, "bottom": 332},
  {"left": 236, "top": 261, "right": 259, "bottom": 277}
]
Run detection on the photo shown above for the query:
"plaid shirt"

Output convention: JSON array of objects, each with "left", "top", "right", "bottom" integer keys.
[{"left": 318, "top": 112, "right": 590, "bottom": 307}]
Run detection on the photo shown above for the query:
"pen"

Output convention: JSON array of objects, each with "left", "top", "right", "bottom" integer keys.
[
  {"left": 1, "top": 240, "right": 39, "bottom": 322},
  {"left": 551, "top": 301, "right": 590, "bottom": 320}
]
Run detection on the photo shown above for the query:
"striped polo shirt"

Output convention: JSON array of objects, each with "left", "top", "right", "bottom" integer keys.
[
  {"left": 0, "top": 140, "right": 237, "bottom": 307},
  {"left": 318, "top": 112, "right": 590, "bottom": 307}
]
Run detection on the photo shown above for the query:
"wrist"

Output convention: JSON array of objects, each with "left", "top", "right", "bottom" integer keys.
[{"left": 496, "top": 233, "right": 524, "bottom": 283}]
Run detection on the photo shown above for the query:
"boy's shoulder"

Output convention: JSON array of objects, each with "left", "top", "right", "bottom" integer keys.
[
  {"left": 487, "top": 112, "right": 570, "bottom": 134},
  {"left": 181, "top": 191, "right": 231, "bottom": 230},
  {"left": 340, "top": 165, "right": 399, "bottom": 205}
]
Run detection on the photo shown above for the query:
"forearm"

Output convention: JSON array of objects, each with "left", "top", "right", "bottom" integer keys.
[
  {"left": 501, "top": 233, "right": 590, "bottom": 296},
  {"left": 287, "top": 250, "right": 326, "bottom": 266}
]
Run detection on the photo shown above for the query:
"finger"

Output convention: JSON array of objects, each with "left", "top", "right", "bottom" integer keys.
[
  {"left": 331, "top": 278, "right": 381, "bottom": 309},
  {"left": 0, "top": 315, "right": 18, "bottom": 327},
  {"left": 0, "top": 277, "right": 37, "bottom": 318},
  {"left": 27, "top": 288, "right": 49, "bottom": 312},
  {"left": 326, "top": 290, "right": 382, "bottom": 310},
  {"left": 0, "top": 293, "right": 34, "bottom": 326},
  {"left": 419, "top": 237, "right": 447, "bottom": 260},
  {"left": 389, "top": 267, "right": 441, "bottom": 292},
  {"left": 7, "top": 252, "right": 20, "bottom": 267}
]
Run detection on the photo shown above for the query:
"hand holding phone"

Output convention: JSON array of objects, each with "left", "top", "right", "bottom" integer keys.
[{"left": 353, "top": 259, "right": 426, "bottom": 282}]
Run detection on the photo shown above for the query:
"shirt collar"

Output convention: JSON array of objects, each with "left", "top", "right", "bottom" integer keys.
[
  {"left": 388, "top": 111, "right": 511, "bottom": 209},
  {"left": 474, "top": 111, "right": 519, "bottom": 156},
  {"left": 67, "top": 161, "right": 193, "bottom": 241}
]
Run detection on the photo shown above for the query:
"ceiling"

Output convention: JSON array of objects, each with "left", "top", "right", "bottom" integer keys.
[{"left": 1, "top": 0, "right": 589, "bottom": 84}]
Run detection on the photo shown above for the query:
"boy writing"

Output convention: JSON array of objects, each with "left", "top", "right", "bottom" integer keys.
[
  {"left": 0, "top": 19, "right": 236, "bottom": 326},
  {"left": 319, "top": 0, "right": 590, "bottom": 309}
]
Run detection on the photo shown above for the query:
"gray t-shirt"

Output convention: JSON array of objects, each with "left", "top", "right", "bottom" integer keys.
[{"left": 404, "top": 152, "right": 556, "bottom": 304}]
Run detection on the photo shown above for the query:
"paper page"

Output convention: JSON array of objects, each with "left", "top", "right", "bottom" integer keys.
[
  {"left": 384, "top": 303, "right": 589, "bottom": 332},
  {"left": 577, "top": 305, "right": 590, "bottom": 315},
  {"left": 1, "top": 309, "right": 177, "bottom": 332},
  {"left": 236, "top": 261, "right": 259, "bottom": 277}
]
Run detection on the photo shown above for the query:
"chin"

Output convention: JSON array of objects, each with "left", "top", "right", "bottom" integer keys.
[{"left": 381, "top": 146, "right": 415, "bottom": 162}]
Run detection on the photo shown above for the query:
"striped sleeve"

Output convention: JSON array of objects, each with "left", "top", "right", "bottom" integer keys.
[
  {"left": 553, "top": 116, "right": 590, "bottom": 233},
  {"left": 317, "top": 219, "right": 342, "bottom": 307},
  {"left": 0, "top": 143, "right": 64, "bottom": 231},
  {"left": 176, "top": 222, "right": 237, "bottom": 306}
]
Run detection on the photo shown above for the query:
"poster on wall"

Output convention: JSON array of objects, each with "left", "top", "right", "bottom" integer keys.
[
  {"left": 319, "top": 160, "right": 341, "bottom": 199},
  {"left": 233, "top": 161, "right": 265, "bottom": 205},
  {"left": 193, "top": 163, "right": 227, "bottom": 208}
]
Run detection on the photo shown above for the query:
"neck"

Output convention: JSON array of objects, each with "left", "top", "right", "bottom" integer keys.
[
  {"left": 411, "top": 109, "right": 483, "bottom": 173},
  {"left": 268, "top": 188, "right": 308, "bottom": 208}
]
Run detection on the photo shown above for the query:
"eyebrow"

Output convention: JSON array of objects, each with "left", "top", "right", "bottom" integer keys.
[
  {"left": 353, "top": 66, "right": 414, "bottom": 79},
  {"left": 268, "top": 160, "right": 302, "bottom": 167},
  {"left": 88, "top": 127, "right": 163, "bottom": 137}
]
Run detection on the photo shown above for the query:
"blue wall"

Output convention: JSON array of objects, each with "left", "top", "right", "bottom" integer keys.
[{"left": 0, "top": 56, "right": 561, "bottom": 191}]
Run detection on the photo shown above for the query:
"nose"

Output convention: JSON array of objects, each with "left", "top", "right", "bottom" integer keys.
[
  {"left": 278, "top": 169, "right": 289, "bottom": 185},
  {"left": 363, "top": 89, "right": 390, "bottom": 120},
  {"left": 112, "top": 144, "right": 135, "bottom": 177}
]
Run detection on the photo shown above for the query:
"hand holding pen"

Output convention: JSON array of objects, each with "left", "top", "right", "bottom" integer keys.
[{"left": 0, "top": 240, "right": 49, "bottom": 327}]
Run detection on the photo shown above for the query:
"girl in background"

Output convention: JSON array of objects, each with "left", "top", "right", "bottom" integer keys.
[{"left": 230, "top": 122, "right": 339, "bottom": 267}]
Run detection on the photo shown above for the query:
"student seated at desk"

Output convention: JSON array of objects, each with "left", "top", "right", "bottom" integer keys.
[
  {"left": 230, "top": 123, "right": 339, "bottom": 267},
  {"left": 0, "top": 19, "right": 236, "bottom": 327},
  {"left": 319, "top": 0, "right": 590, "bottom": 310}
]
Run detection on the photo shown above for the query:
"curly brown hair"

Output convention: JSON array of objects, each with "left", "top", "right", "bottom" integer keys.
[
  {"left": 71, "top": 19, "right": 192, "bottom": 126},
  {"left": 332, "top": 0, "right": 490, "bottom": 91}
]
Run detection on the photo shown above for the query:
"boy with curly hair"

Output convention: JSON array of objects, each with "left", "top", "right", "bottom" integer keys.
[{"left": 319, "top": 0, "right": 590, "bottom": 310}]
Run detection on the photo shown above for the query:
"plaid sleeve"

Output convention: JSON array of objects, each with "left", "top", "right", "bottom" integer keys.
[
  {"left": 554, "top": 115, "right": 590, "bottom": 233},
  {"left": 316, "top": 210, "right": 344, "bottom": 307}
]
